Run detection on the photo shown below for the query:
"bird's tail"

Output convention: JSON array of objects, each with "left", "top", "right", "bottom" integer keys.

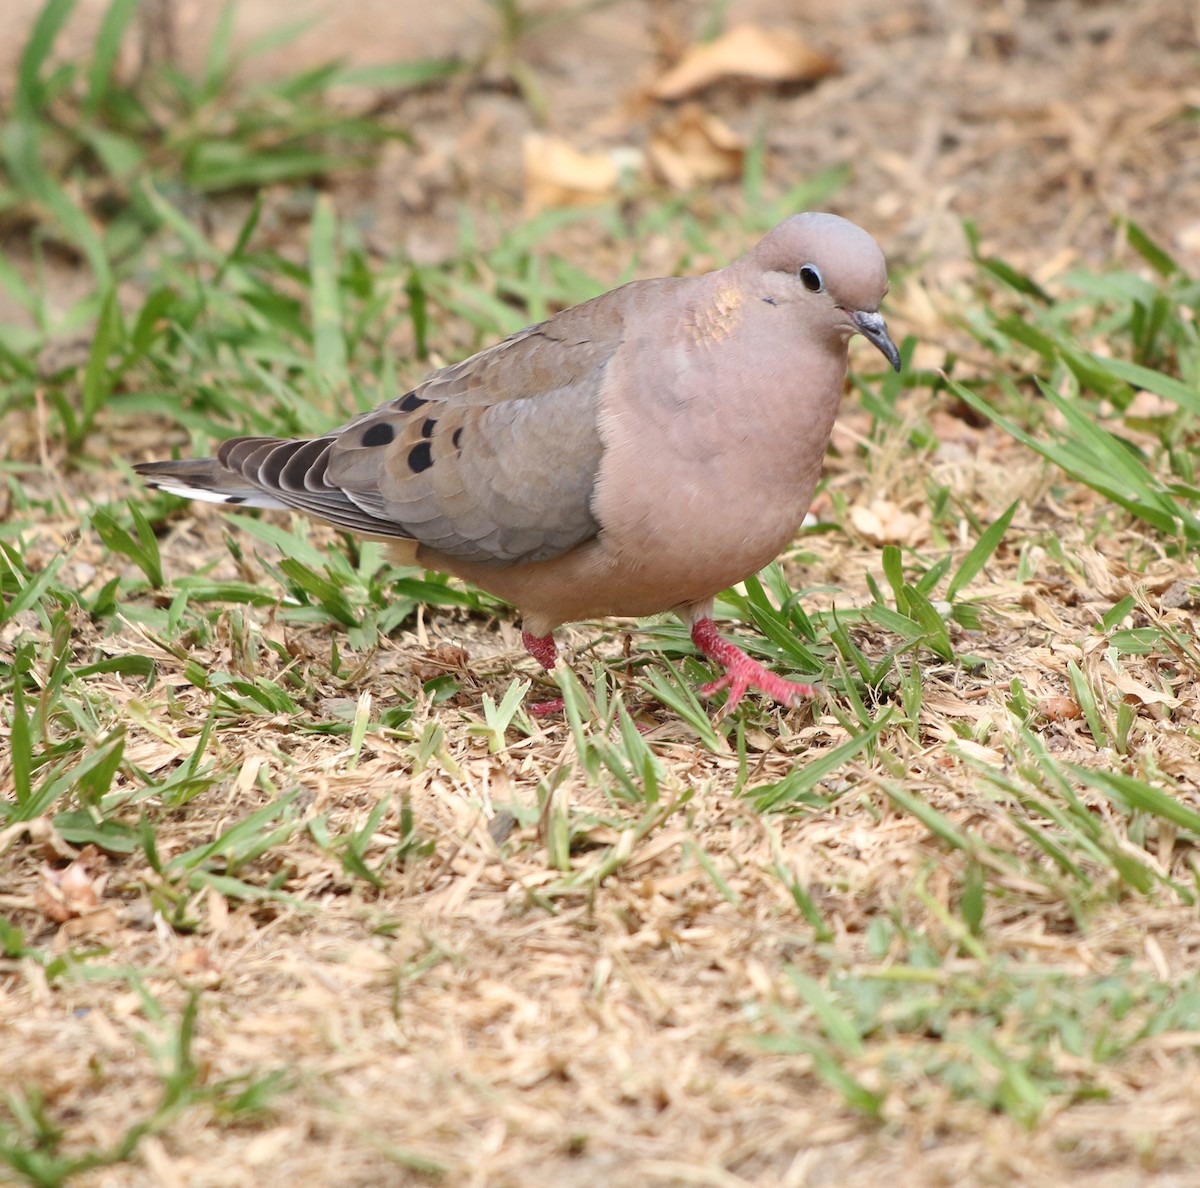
[{"left": 133, "top": 457, "right": 288, "bottom": 510}]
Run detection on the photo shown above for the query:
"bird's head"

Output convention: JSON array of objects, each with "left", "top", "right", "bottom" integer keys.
[{"left": 744, "top": 212, "right": 902, "bottom": 372}]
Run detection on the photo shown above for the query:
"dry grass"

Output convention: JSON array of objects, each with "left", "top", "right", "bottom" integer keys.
[{"left": 3, "top": 1, "right": 1200, "bottom": 1185}]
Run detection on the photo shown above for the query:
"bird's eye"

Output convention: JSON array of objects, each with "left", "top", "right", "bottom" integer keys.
[{"left": 799, "top": 264, "right": 823, "bottom": 292}]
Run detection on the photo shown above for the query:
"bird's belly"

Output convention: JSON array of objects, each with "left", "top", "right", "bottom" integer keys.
[
  {"left": 429, "top": 405, "right": 831, "bottom": 631},
  {"left": 419, "top": 485, "right": 804, "bottom": 634},
  {"left": 596, "top": 385, "right": 830, "bottom": 579},
  {"left": 611, "top": 487, "right": 806, "bottom": 605}
]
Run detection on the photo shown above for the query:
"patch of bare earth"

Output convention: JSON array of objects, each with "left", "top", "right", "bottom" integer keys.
[{"left": 3, "top": 0, "right": 1200, "bottom": 1184}]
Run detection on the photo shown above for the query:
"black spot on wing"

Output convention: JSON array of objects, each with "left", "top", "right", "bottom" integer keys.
[
  {"left": 408, "top": 442, "right": 434, "bottom": 473},
  {"left": 398, "top": 392, "right": 428, "bottom": 412},
  {"left": 452, "top": 427, "right": 463, "bottom": 451},
  {"left": 361, "top": 421, "right": 395, "bottom": 447},
  {"left": 420, "top": 417, "right": 437, "bottom": 438}
]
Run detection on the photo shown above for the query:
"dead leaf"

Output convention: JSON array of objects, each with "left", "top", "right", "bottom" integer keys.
[
  {"left": 652, "top": 24, "right": 838, "bottom": 101},
  {"left": 949, "top": 739, "right": 1005, "bottom": 767},
  {"left": 1040, "top": 696, "right": 1082, "bottom": 721},
  {"left": 849, "top": 499, "right": 927, "bottom": 546},
  {"left": 1114, "top": 673, "right": 1180, "bottom": 707},
  {"left": 123, "top": 738, "right": 187, "bottom": 775},
  {"left": 37, "top": 854, "right": 107, "bottom": 923},
  {"left": 0, "top": 816, "right": 77, "bottom": 860},
  {"left": 412, "top": 643, "right": 472, "bottom": 682},
  {"left": 244, "top": 1128, "right": 305, "bottom": 1168},
  {"left": 177, "top": 946, "right": 222, "bottom": 983},
  {"left": 522, "top": 133, "right": 640, "bottom": 216},
  {"left": 58, "top": 908, "right": 121, "bottom": 941},
  {"left": 648, "top": 104, "right": 745, "bottom": 189}
]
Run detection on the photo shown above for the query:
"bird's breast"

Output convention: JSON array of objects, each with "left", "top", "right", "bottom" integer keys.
[{"left": 592, "top": 335, "right": 846, "bottom": 602}]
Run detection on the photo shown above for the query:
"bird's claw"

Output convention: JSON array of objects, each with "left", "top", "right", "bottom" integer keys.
[
  {"left": 698, "top": 665, "right": 815, "bottom": 713},
  {"left": 690, "top": 617, "right": 816, "bottom": 712}
]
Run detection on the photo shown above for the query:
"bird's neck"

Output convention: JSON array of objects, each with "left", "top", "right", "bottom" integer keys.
[{"left": 682, "top": 273, "right": 748, "bottom": 349}]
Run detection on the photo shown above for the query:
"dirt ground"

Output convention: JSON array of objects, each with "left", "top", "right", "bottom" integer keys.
[
  {"left": 7, "top": 0, "right": 1199, "bottom": 276},
  {"left": 4, "top": 1, "right": 1200, "bottom": 1185}
]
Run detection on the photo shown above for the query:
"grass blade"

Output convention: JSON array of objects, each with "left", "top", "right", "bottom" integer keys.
[
  {"left": 15, "top": 0, "right": 76, "bottom": 118},
  {"left": 309, "top": 195, "right": 348, "bottom": 392},
  {"left": 751, "top": 711, "right": 891, "bottom": 810},
  {"left": 947, "top": 499, "right": 1019, "bottom": 601}
]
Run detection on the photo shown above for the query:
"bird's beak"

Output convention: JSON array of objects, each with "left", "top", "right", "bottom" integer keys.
[{"left": 852, "top": 309, "right": 901, "bottom": 372}]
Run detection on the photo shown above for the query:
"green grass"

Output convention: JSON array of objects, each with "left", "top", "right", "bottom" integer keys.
[
  {"left": 954, "top": 218, "right": 1200, "bottom": 545},
  {"left": 756, "top": 958, "right": 1200, "bottom": 1128},
  {"left": 2, "top": 0, "right": 1200, "bottom": 1182},
  {"left": 0, "top": 985, "right": 296, "bottom": 1188}
]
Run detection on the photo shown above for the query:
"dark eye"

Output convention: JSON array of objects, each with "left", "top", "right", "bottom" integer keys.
[{"left": 799, "top": 264, "right": 823, "bottom": 292}]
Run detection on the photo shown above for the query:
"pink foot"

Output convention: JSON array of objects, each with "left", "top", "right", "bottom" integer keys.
[
  {"left": 690, "top": 618, "right": 816, "bottom": 713},
  {"left": 522, "top": 629, "right": 564, "bottom": 715},
  {"left": 520, "top": 629, "right": 650, "bottom": 723}
]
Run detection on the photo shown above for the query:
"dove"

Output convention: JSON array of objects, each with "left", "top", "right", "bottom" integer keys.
[{"left": 135, "top": 212, "right": 900, "bottom": 713}]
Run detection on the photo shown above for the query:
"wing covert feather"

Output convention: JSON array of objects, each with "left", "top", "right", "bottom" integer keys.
[{"left": 215, "top": 285, "right": 651, "bottom": 564}]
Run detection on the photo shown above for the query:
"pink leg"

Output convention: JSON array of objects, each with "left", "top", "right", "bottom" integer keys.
[
  {"left": 521, "top": 629, "right": 565, "bottom": 716},
  {"left": 690, "top": 618, "right": 816, "bottom": 713},
  {"left": 522, "top": 630, "right": 558, "bottom": 670}
]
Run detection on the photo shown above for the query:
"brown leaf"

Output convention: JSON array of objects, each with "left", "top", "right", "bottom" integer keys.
[
  {"left": 58, "top": 908, "right": 121, "bottom": 941},
  {"left": 522, "top": 133, "right": 639, "bottom": 216},
  {"left": 848, "top": 499, "right": 927, "bottom": 547},
  {"left": 36, "top": 856, "right": 107, "bottom": 923},
  {"left": 1040, "top": 696, "right": 1082, "bottom": 722},
  {"left": 652, "top": 24, "right": 838, "bottom": 101},
  {"left": 648, "top": 105, "right": 745, "bottom": 190},
  {"left": 0, "top": 816, "right": 78, "bottom": 861},
  {"left": 177, "top": 946, "right": 222, "bottom": 983},
  {"left": 1114, "top": 673, "right": 1179, "bottom": 707},
  {"left": 412, "top": 644, "right": 472, "bottom": 682}
]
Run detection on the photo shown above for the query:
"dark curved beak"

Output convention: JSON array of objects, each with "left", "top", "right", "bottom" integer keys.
[{"left": 852, "top": 309, "right": 901, "bottom": 372}]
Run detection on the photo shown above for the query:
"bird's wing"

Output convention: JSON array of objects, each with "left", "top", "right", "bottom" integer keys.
[{"left": 146, "top": 286, "right": 655, "bottom": 566}]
